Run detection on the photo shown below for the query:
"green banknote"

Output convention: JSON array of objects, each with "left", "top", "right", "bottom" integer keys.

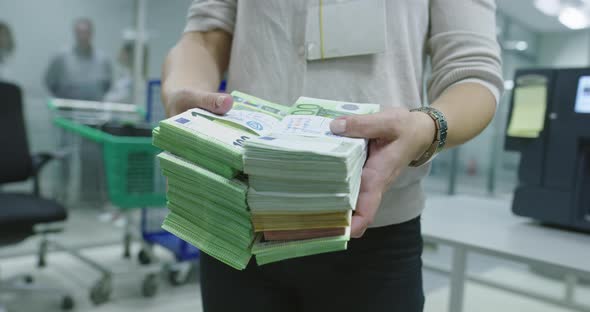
[
  {"left": 153, "top": 91, "right": 289, "bottom": 178},
  {"left": 162, "top": 213, "right": 252, "bottom": 270},
  {"left": 158, "top": 152, "right": 248, "bottom": 206},
  {"left": 157, "top": 152, "right": 254, "bottom": 270},
  {"left": 244, "top": 97, "right": 378, "bottom": 215},
  {"left": 288, "top": 96, "right": 380, "bottom": 118},
  {"left": 243, "top": 96, "right": 379, "bottom": 180}
]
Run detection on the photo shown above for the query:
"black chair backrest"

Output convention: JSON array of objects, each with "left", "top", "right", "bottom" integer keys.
[{"left": 0, "top": 82, "right": 33, "bottom": 184}]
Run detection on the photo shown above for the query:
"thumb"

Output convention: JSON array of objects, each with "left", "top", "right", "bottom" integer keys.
[
  {"left": 168, "top": 89, "right": 233, "bottom": 116},
  {"left": 329, "top": 112, "right": 393, "bottom": 139},
  {"left": 194, "top": 91, "right": 233, "bottom": 115}
]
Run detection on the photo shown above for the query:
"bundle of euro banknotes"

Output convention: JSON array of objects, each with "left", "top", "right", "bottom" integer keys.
[{"left": 153, "top": 91, "right": 379, "bottom": 269}]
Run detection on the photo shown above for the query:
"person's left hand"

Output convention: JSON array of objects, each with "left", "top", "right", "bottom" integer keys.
[{"left": 329, "top": 107, "right": 436, "bottom": 238}]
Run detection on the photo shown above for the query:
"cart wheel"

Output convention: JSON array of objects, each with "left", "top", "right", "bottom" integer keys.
[
  {"left": 61, "top": 295, "right": 75, "bottom": 311},
  {"left": 89, "top": 278, "right": 112, "bottom": 305},
  {"left": 138, "top": 249, "right": 153, "bottom": 265},
  {"left": 123, "top": 232, "right": 132, "bottom": 259},
  {"left": 23, "top": 274, "right": 34, "bottom": 284},
  {"left": 168, "top": 269, "right": 188, "bottom": 286},
  {"left": 141, "top": 274, "right": 159, "bottom": 298},
  {"left": 38, "top": 239, "right": 48, "bottom": 268}
]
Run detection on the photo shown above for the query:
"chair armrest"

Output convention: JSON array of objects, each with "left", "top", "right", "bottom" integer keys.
[
  {"left": 31, "top": 149, "right": 71, "bottom": 196},
  {"left": 32, "top": 153, "right": 54, "bottom": 175}
]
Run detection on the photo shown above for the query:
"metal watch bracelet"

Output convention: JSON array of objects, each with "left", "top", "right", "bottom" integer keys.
[{"left": 409, "top": 107, "right": 447, "bottom": 167}]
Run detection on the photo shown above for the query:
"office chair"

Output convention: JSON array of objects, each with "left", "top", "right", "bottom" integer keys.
[{"left": 0, "top": 81, "right": 74, "bottom": 311}]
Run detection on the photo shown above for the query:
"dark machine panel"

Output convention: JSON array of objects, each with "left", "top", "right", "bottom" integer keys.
[
  {"left": 545, "top": 70, "right": 588, "bottom": 190},
  {"left": 506, "top": 68, "right": 590, "bottom": 232}
]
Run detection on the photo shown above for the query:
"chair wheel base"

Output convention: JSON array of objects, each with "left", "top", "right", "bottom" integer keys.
[
  {"left": 141, "top": 273, "right": 159, "bottom": 298},
  {"left": 23, "top": 275, "right": 34, "bottom": 284},
  {"left": 90, "top": 278, "right": 112, "bottom": 306},
  {"left": 61, "top": 295, "right": 75, "bottom": 311},
  {"left": 137, "top": 249, "right": 153, "bottom": 265}
]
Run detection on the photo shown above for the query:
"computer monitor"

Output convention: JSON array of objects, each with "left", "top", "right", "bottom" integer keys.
[{"left": 575, "top": 76, "right": 590, "bottom": 114}]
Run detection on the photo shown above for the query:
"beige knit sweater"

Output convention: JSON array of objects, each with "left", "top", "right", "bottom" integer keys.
[{"left": 183, "top": 0, "right": 503, "bottom": 227}]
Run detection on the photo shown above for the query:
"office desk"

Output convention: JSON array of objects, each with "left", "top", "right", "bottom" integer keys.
[{"left": 422, "top": 195, "right": 590, "bottom": 312}]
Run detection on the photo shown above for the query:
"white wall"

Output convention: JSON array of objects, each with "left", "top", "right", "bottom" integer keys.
[
  {"left": 0, "top": 0, "right": 192, "bottom": 153},
  {"left": 0, "top": 0, "right": 135, "bottom": 98},
  {"left": 146, "top": 0, "right": 193, "bottom": 80},
  {"left": 538, "top": 30, "right": 590, "bottom": 68},
  {"left": 0, "top": 0, "right": 192, "bottom": 96},
  {"left": 0, "top": 0, "right": 135, "bottom": 155}
]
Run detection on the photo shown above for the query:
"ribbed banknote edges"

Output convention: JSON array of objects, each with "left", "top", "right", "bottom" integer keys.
[
  {"left": 158, "top": 151, "right": 254, "bottom": 270},
  {"left": 162, "top": 214, "right": 252, "bottom": 270},
  {"left": 158, "top": 152, "right": 247, "bottom": 198},
  {"left": 251, "top": 210, "right": 352, "bottom": 231},
  {"left": 251, "top": 227, "right": 351, "bottom": 265},
  {"left": 153, "top": 129, "right": 238, "bottom": 178}
]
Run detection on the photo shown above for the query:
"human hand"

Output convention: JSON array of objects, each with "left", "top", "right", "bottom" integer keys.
[
  {"left": 330, "top": 108, "right": 436, "bottom": 237},
  {"left": 164, "top": 88, "right": 233, "bottom": 117}
]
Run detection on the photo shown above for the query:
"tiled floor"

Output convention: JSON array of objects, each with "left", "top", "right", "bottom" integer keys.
[
  {"left": 2, "top": 178, "right": 587, "bottom": 311},
  {"left": 1, "top": 242, "right": 589, "bottom": 312},
  {"left": 0, "top": 209, "right": 130, "bottom": 259},
  {"left": 0, "top": 243, "right": 199, "bottom": 312}
]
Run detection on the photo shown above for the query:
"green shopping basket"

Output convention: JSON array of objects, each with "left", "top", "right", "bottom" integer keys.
[{"left": 53, "top": 117, "right": 166, "bottom": 209}]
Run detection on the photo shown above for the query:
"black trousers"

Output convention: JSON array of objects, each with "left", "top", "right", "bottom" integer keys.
[{"left": 200, "top": 217, "right": 424, "bottom": 312}]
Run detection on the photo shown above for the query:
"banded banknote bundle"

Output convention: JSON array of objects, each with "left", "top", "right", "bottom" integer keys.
[
  {"left": 153, "top": 91, "right": 289, "bottom": 178},
  {"left": 158, "top": 152, "right": 253, "bottom": 270},
  {"left": 154, "top": 91, "right": 379, "bottom": 268},
  {"left": 244, "top": 97, "right": 379, "bottom": 264}
]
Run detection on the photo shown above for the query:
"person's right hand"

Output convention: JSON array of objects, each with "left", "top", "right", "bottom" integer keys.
[{"left": 165, "top": 88, "right": 233, "bottom": 117}]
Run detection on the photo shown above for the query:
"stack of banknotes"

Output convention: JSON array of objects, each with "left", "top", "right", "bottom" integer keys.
[
  {"left": 158, "top": 152, "right": 253, "bottom": 269},
  {"left": 244, "top": 97, "right": 379, "bottom": 265},
  {"left": 153, "top": 91, "right": 287, "bottom": 179},
  {"left": 154, "top": 91, "right": 287, "bottom": 269},
  {"left": 153, "top": 91, "right": 379, "bottom": 269}
]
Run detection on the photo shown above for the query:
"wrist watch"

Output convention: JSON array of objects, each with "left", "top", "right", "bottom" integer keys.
[{"left": 409, "top": 106, "right": 447, "bottom": 167}]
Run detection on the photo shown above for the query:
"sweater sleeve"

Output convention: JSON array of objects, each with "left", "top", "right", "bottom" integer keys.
[
  {"left": 184, "top": 0, "right": 237, "bottom": 35},
  {"left": 427, "top": 0, "right": 504, "bottom": 105}
]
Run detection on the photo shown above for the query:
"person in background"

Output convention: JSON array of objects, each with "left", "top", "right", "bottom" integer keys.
[
  {"left": 44, "top": 18, "right": 112, "bottom": 101},
  {"left": 163, "top": 0, "right": 502, "bottom": 311},
  {"left": 45, "top": 18, "right": 113, "bottom": 211},
  {"left": 104, "top": 40, "right": 148, "bottom": 104},
  {"left": 0, "top": 21, "right": 15, "bottom": 80}
]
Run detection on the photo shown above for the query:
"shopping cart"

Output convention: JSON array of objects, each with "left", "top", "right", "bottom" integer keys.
[{"left": 49, "top": 99, "right": 199, "bottom": 304}]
